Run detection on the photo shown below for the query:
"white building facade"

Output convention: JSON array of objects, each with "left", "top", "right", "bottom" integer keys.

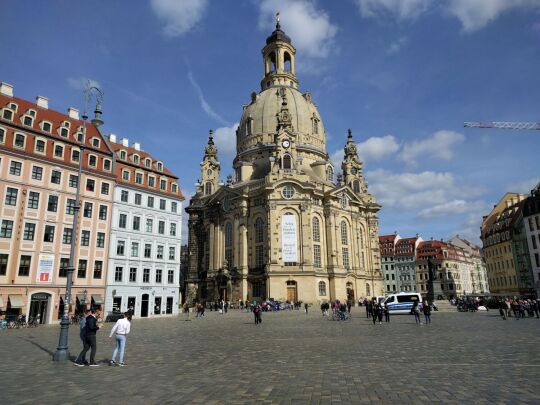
[{"left": 105, "top": 136, "right": 184, "bottom": 318}]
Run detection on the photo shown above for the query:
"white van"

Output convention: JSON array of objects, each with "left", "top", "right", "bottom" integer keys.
[{"left": 383, "top": 293, "right": 422, "bottom": 314}]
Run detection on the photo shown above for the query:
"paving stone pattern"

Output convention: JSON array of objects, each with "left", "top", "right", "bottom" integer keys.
[{"left": 0, "top": 308, "right": 539, "bottom": 404}]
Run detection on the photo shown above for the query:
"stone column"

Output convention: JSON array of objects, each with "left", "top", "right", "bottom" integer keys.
[
  {"left": 208, "top": 222, "right": 215, "bottom": 271},
  {"left": 240, "top": 222, "right": 248, "bottom": 302}
]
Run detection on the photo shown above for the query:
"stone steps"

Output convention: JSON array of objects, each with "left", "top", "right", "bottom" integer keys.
[{"left": 433, "top": 300, "right": 456, "bottom": 312}]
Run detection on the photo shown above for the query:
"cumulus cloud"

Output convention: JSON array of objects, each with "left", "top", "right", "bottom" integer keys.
[
  {"left": 150, "top": 0, "right": 208, "bottom": 37},
  {"left": 355, "top": 0, "right": 431, "bottom": 20},
  {"left": 187, "top": 71, "right": 229, "bottom": 126},
  {"left": 400, "top": 130, "right": 465, "bottom": 166},
  {"left": 258, "top": 0, "right": 338, "bottom": 58},
  {"left": 213, "top": 123, "right": 239, "bottom": 166},
  {"left": 67, "top": 77, "right": 101, "bottom": 91},
  {"left": 446, "top": 0, "right": 540, "bottom": 32},
  {"left": 417, "top": 199, "right": 486, "bottom": 219},
  {"left": 331, "top": 135, "right": 400, "bottom": 168}
]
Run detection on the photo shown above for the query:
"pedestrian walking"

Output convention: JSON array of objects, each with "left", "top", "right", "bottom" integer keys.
[
  {"left": 372, "top": 303, "right": 379, "bottom": 325},
  {"left": 109, "top": 312, "right": 131, "bottom": 367},
  {"left": 304, "top": 303, "right": 309, "bottom": 314},
  {"left": 498, "top": 299, "right": 506, "bottom": 320},
  {"left": 74, "top": 309, "right": 89, "bottom": 365},
  {"left": 253, "top": 304, "right": 262, "bottom": 325},
  {"left": 412, "top": 301, "right": 422, "bottom": 324},
  {"left": 533, "top": 299, "right": 540, "bottom": 318},
  {"left": 423, "top": 300, "right": 431, "bottom": 324},
  {"left": 346, "top": 300, "right": 352, "bottom": 314},
  {"left": 384, "top": 303, "right": 390, "bottom": 323},
  {"left": 366, "top": 300, "right": 373, "bottom": 319},
  {"left": 74, "top": 309, "right": 101, "bottom": 367}
]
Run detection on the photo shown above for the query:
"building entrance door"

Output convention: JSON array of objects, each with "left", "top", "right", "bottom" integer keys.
[
  {"left": 286, "top": 280, "right": 297, "bottom": 302},
  {"left": 346, "top": 283, "right": 355, "bottom": 302},
  {"left": 141, "top": 294, "right": 149, "bottom": 317},
  {"left": 29, "top": 293, "right": 50, "bottom": 324},
  {"left": 166, "top": 297, "right": 173, "bottom": 314}
]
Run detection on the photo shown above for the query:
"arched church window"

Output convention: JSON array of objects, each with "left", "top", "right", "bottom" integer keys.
[
  {"left": 268, "top": 51, "right": 277, "bottom": 73},
  {"left": 282, "top": 154, "right": 292, "bottom": 170},
  {"left": 245, "top": 117, "right": 253, "bottom": 136},
  {"left": 225, "top": 222, "right": 233, "bottom": 267},
  {"left": 205, "top": 182, "right": 212, "bottom": 195},
  {"left": 353, "top": 180, "right": 360, "bottom": 193},
  {"left": 312, "top": 217, "right": 320, "bottom": 242},
  {"left": 255, "top": 217, "right": 264, "bottom": 244},
  {"left": 318, "top": 281, "right": 326, "bottom": 296},
  {"left": 326, "top": 166, "right": 334, "bottom": 182},
  {"left": 284, "top": 51, "right": 292, "bottom": 72},
  {"left": 340, "top": 194, "right": 348, "bottom": 209},
  {"left": 340, "top": 221, "right": 348, "bottom": 246},
  {"left": 312, "top": 116, "right": 319, "bottom": 135}
]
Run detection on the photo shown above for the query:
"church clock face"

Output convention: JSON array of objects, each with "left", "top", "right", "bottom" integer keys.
[{"left": 282, "top": 139, "right": 290, "bottom": 148}]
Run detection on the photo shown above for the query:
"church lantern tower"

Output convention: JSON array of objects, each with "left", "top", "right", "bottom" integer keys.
[
  {"left": 197, "top": 130, "right": 221, "bottom": 196},
  {"left": 341, "top": 129, "right": 367, "bottom": 194}
]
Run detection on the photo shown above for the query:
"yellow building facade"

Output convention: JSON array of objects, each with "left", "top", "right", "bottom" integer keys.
[{"left": 185, "top": 22, "right": 383, "bottom": 305}]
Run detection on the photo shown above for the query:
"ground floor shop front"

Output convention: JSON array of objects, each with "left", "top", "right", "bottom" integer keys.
[
  {"left": 104, "top": 286, "right": 180, "bottom": 318},
  {"left": 0, "top": 286, "right": 105, "bottom": 325}
]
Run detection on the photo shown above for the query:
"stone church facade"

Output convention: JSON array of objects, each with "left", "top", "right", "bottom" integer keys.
[{"left": 186, "top": 21, "right": 383, "bottom": 305}]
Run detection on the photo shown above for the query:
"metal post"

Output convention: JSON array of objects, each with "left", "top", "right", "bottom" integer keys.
[{"left": 53, "top": 83, "right": 103, "bottom": 362}]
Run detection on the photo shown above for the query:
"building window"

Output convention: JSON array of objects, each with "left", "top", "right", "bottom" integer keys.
[
  {"left": 83, "top": 202, "right": 93, "bottom": 218},
  {"left": 170, "top": 223, "right": 176, "bottom": 236},
  {"left": 115, "top": 266, "right": 123, "bottom": 282},
  {"left": 145, "top": 158, "right": 151, "bottom": 168},
  {"left": 76, "top": 132, "right": 84, "bottom": 143},
  {"left": 96, "top": 232, "right": 105, "bottom": 248},
  {"left": 54, "top": 144, "right": 64, "bottom": 158},
  {"left": 342, "top": 247, "right": 350, "bottom": 269},
  {"left": 18, "top": 255, "right": 32, "bottom": 276},
  {"left": 117, "top": 240, "right": 125, "bottom": 256},
  {"left": 340, "top": 194, "right": 348, "bottom": 209},
  {"left": 5, "top": 187, "right": 18, "bottom": 205},
  {"left": 66, "top": 199, "right": 76, "bottom": 215},
  {"left": 160, "top": 199, "right": 166, "bottom": 210},
  {"left": 318, "top": 281, "right": 326, "bottom": 296},
  {"left": 10, "top": 161, "right": 22, "bottom": 176},
  {"left": 2, "top": 109, "right": 13, "bottom": 121},
  {"left": 255, "top": 217, "right": 264, "bottom": 243},
  {"left": 92, "top": 138, "right": 100, "bottom": 148},
  {"left": 157, "top": 162, "right": 163, "bottom": 171},
  {"left": 148, "top": 176, "right": 155, "bottom": 187},
  {"left": 0, "top": 254, "right": 7, "bottom": 276},
  {"left": 168, "top": 270, "right": 174, "bottom": 284},
  {"left": 35, "top": 139, "right": 46, "bottom": 153},
  {"left": 81, "top": 230, "right": 90, "bottom": 246},
  {"left": 133, "top": 155, "right": 140, "bottom": 164},
  {"left": 69, "top": 174, "right": 78, "bottom": 188},
  {"left": 23, "top": 223, "right": 36, "bottom": 241},
  {"left": 160, "top": 179, "right": 167, "bottom": 190},
  {"left": 131, "top": 242, "right": 139, "bottom": 257},
  {"left": 172, "top": 184, "right": 178, "bottom": 193},
  {"left": 31, "top": 166, "right": 43, "bottom": 180},
  {"left": 44, "top": 225, "right": 55, "bottom": 242},
  {"left": 129, "top": 267, "right": 137, "bottom": 282},
  {"left": 14, "top": 133, "right": 25, "bottom": 148},
  {"left": 144, "top": 244, "right": 152, "bottom": 258},
  {"left": 205, "top": 182, "right": 212, "bottom": 195},
  {"left": 0, "top": 127, "right": 4, "bottom": 143},
  {"left": 120, "top": 150, "right": 127, "bottom": 160},
  {"left": 59, "top": 258, "right": 69, "bottom": 278},
  {"left": 27, "top": 191, "right": 40, "bottom": 209},
  {"left": 143, "top": 268, "right": 150, "bottom": 283},
  {"left": 132, "top": 216, "right": 140, "bottom": 231},
  {"left": 135, "top": 172, "right": 143, "bottom": 184},
  {"left": 86, "top": 179, "right": 95, "bottom": 192},
  {"left": 326, "top": 166, "right": 334, "bottom": 182},
  {"left": 50, "top": 170, "right": 61, "bottom": 184},
  {"left": 158, "top": 221, "right": 165, "bottom": 234},
  {"left": 78, "top": 260, "right": 88, "bottom": 278},
  {"left": 147, "top": 196, "right": 154, "bottom": 208},
  {"left": 122, "top": 170, "right": 130, "bottom": 181},
  {"left": 353, "top": 180, "right": 360, "bottom": 193},
  {"left": 314, "top": 244, "right": 322, "bottom": 268},
  {"left": 103, "top": 159, "right": 111, "bottom": 171},
  {"left": 225, "top": 222, "right": 233, "bottom": 266},
  {"left": 134, "top": 193, "right": 142, "bottom": 205},
  {"left": 312, "top": 217, "right": 320, "bottom": 242},
  {"left": 282, "top": 184, "right": 294, "bottom": 199},
  {"left": 146, "top": 219, "right": 153, "bottom": 233},
  {"left": 340, "top": 221, "right": 348, "bottom": 246},
  {"left": 44, "top": 195, "right": 57, "bottom": 213},
  {"left": 23, "top": 115, "right": 33, "bottom": 126},
  {"left": 120, "top": 190, "right": 128, "bottom": 202},
  {"left": 93, "top": 261, "right": 103, "bottom": 279},
  {"left": 99, "top": 205, "right": 107, "bottom": 220},
  {"left": 282, "top": 154, "right": 292, "bottom": 170},
  {"left": 171, "top": 202, "right": 177, "bottom": 213},
  {"left": 169, "top": 247, "right": 176, "bottom": 260},
  {"left": 119, "top": 214, "right": 127, "bottom": 228},
  {"left": 157, "top": 245, "right": 164, "bottom": 259},
  {"left": 101, "top": 182, "right": 110, "bottom": 195},
  {"left": 62, "top": 228, "right": 73, "bottom": 244},
  {"left": 255, "top": 245, "right": 264, "bottom": 267},
  {"left": 71, "top": 149, "right": 80, "bottom": 162},
  {"left": 155, "top": 269, "right": 162, "bottom": 283},
  {"left": 88, "top": 155, "right": 97, "bottom": 167}
]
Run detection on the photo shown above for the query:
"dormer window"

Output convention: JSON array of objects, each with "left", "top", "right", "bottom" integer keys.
[
  {"left": 59, "top": 122, "right": 70, "bottom": 137},
  {"left": 157, "top": 162, "right": 163, "bottom": 172},
  {"left": 14, "top": 133, "right": 25, "bottom": 148},
  {"left": 122, "top": 170, "right": 130, "bottom": 181},
  {"left": 72, "top": 149, "right": 80, "bottom": 162},
  {"left": 8, "top": 102, "right": 18, "bottom": 112},
  {"left": 27, "top": 109, "right": 36, "bottom": 117},
  {"left": 41, "top": 121, "right": 52, "bottom": 133},
  {"left": 135, "top": 172, "right": 143, "bottom": 184},
  {"left": 23, "top": 115, "right": 33, "bottom": 127},
  {"left": 148, "top": 176, "right": 155, "bottom": 187},
  {"left": 75, "top": 132, "right": 84, "bottom": 143},
  {"left": 88, "top": 154, "right": 97, "bottom": 167},
  {"left": 91, "top": 138, "right": 100, "bottom": 148},
  {"left": 103, "top": 159, "right": 111, "bottom": 171},
  {"left": 160, "top": 179, "right": 167, "bottom": 190},
  {"left": 172, "top": 183, "right": 178, "bottom": 193},
  {"left": 2, "top": 109, "right": 13, "bottom": 121},
  {"left": 120, "top": 150, "right": 127, "bottom": 160},
  {"left": 145, "top": 158, "right": 151, "bottom": 168},
  {"left": 133, "top": 154, "right": 140, "bottom": 164},
  {"left": 35, "top": 139, "right": 46, "bottom": 153}
]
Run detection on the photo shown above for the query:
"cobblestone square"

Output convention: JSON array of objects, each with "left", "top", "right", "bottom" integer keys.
[{"left": 1, "top": 309, "right": 539, "bottom": 404}]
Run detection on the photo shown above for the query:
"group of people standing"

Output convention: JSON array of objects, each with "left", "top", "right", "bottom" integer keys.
[
  {"left": 411, "top": 300, "right": 432, "bottom": 325},
  {"left": 498, "top": 298, "right": 540, "bottom": 320}
]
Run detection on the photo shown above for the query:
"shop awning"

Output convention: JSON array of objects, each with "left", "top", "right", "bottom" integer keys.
[
  {"left": 0, "top": 295, "right": 5, "bottom": 311},
  {"left": 8, "top": 295, "right": 24, "bottom": 308},
  {"left": 92, "top": 294, "right": 103, "bottom": 305}
]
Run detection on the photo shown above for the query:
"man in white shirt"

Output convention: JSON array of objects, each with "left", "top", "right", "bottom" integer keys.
[{"left": 109, "top": 313, "right": 131, "bottom": 367}]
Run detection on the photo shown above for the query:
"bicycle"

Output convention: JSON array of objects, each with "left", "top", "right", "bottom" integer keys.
[
  {"left": 329, "top": 310, "right": 351, "bottom": 321},
  {"left": 28, "top": 317, "right": 39, "bottom": 327}
]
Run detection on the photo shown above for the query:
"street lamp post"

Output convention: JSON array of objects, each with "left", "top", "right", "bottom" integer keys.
[{"left": 53, "top": 83, "right": 103, "bottom": 362}]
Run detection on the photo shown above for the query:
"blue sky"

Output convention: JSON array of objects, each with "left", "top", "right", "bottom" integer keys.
[{"left": 2, "top": 0, "right": 540, "bottom": 244}]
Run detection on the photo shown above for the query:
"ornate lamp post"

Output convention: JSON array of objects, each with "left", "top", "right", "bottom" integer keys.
[{"left": 53, "top": 83, "right": 103, "bottom": 362}]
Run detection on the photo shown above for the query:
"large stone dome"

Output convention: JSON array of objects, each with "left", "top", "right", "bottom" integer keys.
[{"left": 237, "top": 86, "right": 327, "bottom": 156}]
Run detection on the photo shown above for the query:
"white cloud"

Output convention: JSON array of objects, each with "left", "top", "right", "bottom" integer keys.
[
  {"left": 446, "top": 0, "right": 540, "bottom": 32},
  {"left": 367, "top": 169, "right": 483, "bottom": 210},
  {"left": 150, "top": 0, "right": 208, "bottom": 37},
  {"left": 400, "top": 130, "right": 465, "bottom": 165},
  {"left": 387, "top": 37, "right": 408, "bottom": 54},
  {"left": 417, "top": 199, "right": 486, "bottom": 219},
  {"left": 331, "top": 135, "right": 400, "bottom": 168},
  {"left": 213, "top": 123, "right": 239, "bottom": 166},
  {"left": 67, "top": 77, "right": 101, "bottom": 91},
  {"left": 187, "top": 71, "right": 229, "bottom": 126},
  {"left": 507, "top": 177, "right": 540, "bottom": 194},
  {"left": 355, "top": 0, "right": 431, "bottom": 20},
  {"left": 258, "top": 0, "right": 338, "bottom": 58}
]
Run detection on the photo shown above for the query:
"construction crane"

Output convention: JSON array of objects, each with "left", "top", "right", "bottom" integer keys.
[{"left": 464, "top": 121, "right": 540, "bottom": 130}]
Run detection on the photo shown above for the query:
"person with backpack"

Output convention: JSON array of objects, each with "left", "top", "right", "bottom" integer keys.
[
  {"left": 412, "top": 301, "right": 422, "bottom": 324},
  {"left": 74, "top": 309, "right": 101, "bottom": 367},
  {"left": 73, "top": 309, "right": 89, "bottom": 365}
]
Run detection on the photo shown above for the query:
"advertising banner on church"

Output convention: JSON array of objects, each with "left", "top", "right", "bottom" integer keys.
[
  {"left": 282, "top": 214, "right": 298, "bottom": 262},
  {"left": 36, "top": 254, "right": 54, "bottom": 283}
]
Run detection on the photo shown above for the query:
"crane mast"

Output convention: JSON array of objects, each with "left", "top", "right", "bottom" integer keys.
[{"left": 464, "top": 121, "right": 540, "bottom": 130}]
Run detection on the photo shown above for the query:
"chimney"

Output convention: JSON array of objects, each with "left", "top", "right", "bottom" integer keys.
[
  {"left": 133, "top": 142, "right": 141, "bottom": 151},
  {"left": 121, "top": 138, "right": 129, "bottom": 147},
  {"left": 0, "top": 82, "right": 13, "bottom": 97},
  {"left": 109, "top": 133, "right": 117, "bottom": 143},
  {"left": 67, "top": 107, "right": 79, "bottom": 120},
  {"left": 36, "top": 96, "right": 48, "bottom": 109}
]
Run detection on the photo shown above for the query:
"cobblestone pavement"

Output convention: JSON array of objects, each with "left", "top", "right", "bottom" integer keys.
[{"left": 1, "top": 308, "right": 539, "bottom": 404}]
